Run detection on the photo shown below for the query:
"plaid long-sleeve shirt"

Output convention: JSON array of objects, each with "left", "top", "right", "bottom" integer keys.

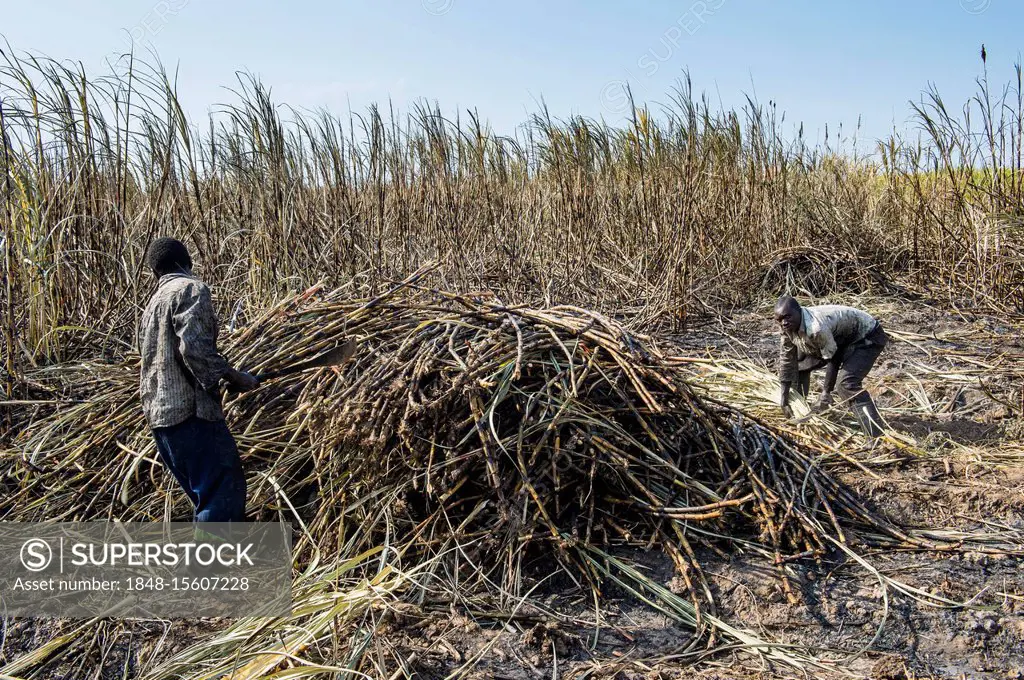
[
  {"left": 778, "top": 305, "right": 879, "bottom": 384},
  {"left": 139, "top": 272, "right": 231, "bottom": 428}
]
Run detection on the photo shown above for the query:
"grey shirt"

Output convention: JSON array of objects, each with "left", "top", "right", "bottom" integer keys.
[
  {"left": 138, "top": 272, "right": 231, "bottom": 428},
  {"left": 779, "top": 305, "right": 878, "bottom": 383}
]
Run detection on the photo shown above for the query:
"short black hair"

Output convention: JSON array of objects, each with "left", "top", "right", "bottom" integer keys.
[
  {"left": 146, "top": 237, "right": 192, "bottom": 275},
  {"left": 775, "top": 295, "right": 800, "bottom": 315}
]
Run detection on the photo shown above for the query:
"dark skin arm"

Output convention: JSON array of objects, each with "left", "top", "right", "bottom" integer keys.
[
  {"left": 224, "top": 368, "right": 260, "bottom": 392},
  {"left": 778, "top": 332, "right": 798, "bottom": 417},
  {"left": 774, "top": 297, "right": 802, "bottom": 418},
  {"left": 817, "top": 355, "right": 841, "bottom": 409}
]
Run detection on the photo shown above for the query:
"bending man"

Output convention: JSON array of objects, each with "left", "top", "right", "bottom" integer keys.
[
  {"left": 774, "top": 296, "right": 888, "bottom": 438},
  {"left": 138, "top": 237, "right": 260, "bottom": 521}
]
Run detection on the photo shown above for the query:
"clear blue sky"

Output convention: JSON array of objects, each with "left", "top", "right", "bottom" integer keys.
[{"left": 2, "top": 0, "right": 1020, "bottom": 146}]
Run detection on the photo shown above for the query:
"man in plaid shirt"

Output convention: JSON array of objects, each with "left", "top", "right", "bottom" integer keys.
[{"left": 138, "top": 238, "right": 259, "bottom": 521}]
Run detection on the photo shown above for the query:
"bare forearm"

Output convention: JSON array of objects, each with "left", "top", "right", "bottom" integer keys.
[
  {"left": 823, "top": 359, "right": 840, "bottom": 394},
  {"left": 779, "top": 337, "right": 798, "bottom": 387}
]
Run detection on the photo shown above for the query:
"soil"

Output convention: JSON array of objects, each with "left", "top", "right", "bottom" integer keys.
[
  {"left": 3, "top": 296, "right": 1023, "bottom": 679},
  {"left": 358, "top": 463, "right": 1024, "bottom": 680}
]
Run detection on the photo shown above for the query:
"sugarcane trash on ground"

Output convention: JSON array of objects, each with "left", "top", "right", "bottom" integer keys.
[{"left": 4, "top": 273, "right": 1023, "bottom": 677}]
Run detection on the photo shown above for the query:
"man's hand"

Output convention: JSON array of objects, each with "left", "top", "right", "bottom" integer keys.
[
  {"left": 225, "top": 369, "right": 260, "bottom": 392},
  {"left": 816, "top": 391, "right": 833, "bottom": 411},
  {"left": 780, "top": 382, "right": 792, "bottom": 418}
]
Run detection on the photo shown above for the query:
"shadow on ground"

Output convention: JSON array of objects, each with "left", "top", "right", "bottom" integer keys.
[{"left": 888, "top": 414, "right": 1001, "bottom": 446}]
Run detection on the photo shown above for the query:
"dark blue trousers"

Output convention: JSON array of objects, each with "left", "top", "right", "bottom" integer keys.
[{"left": 151, "top": 416, "right": 247, "bottom": 522}]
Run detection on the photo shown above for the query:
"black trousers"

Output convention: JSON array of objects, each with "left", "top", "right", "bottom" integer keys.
[
  {"left": 795, "top": 323, "right": 887, "bottom": 404},
  {"left": 151, "top": 416, "right": 247, "bottom": 522}
]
